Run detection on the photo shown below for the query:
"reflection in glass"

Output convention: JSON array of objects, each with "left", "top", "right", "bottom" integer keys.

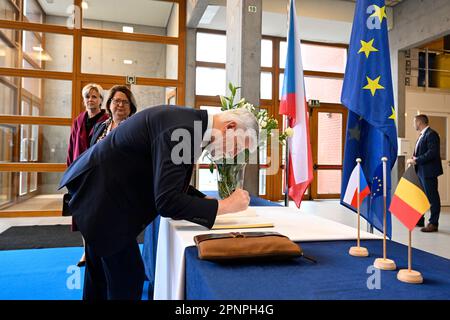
[
  {"left": 317, "top": 112, "right": 342, "bottom": 165},
  {"left": 197, "top": 32, "right": 226, "bottom": 63},
  {"left": 82, "top": 0, "right": 179, "bottom": 37},
  {"left": 261, "top": 39, "right": 272, "bottom": 67},
  {"left": 301, "top": 43, "right": 347, "bottom": 73},
  {"left": 82, "top": 37, "right": 177, "bottom": 79},
  {"left": 0, "top": 33, "right": 18, "bottom": 68},
  {"left": 196, "top": 67, "right": 226, "bottom": 96},
  {"left": 19, "top": 171, "right": 28, "bottom": 196},
  {"left": 280, "top": 41, "right": 347, "bottom": 73},
  {"left": 2, "top": 78, "right": 73, "bottom": 118},
  {"left": 0, "top": 0, "right": 18, "bottom": 21},
  {"left": 317, "top": 170, "right": 341, "bottom": 194},
  {"left": 24, "top": 0, "right": 44, "bottom": 24},
  {"left": 130, "top": 85, "right": 177, "bottom": 111},
  {"left": 259, "top": 169, "right": 267, "bottom": 195},
  {"left": 0, "top": 172, "right": 65, "bottom": 212},
  {"left": 0, "top": 82, "right": 17, "bottom": 115},
  {"left": 260, "top": 72, "right": 272, "bottom": 100},
  {"left": 304, "top": 77, "right": 343, "bottom": 104}
]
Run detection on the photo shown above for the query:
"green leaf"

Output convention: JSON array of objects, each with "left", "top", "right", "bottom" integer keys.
[
  {"left": 229, "top": 82, "right": 236, "bottom": 96},
  {"left": 219, "top": 95, "right": 228, "bottom": 110},
  {"left": 209, "top": 163, "right": 215, "bottom": 174}
]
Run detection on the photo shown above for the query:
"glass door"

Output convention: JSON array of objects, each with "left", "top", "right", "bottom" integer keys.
[{"left": 310, "top": 105, "right": 347, "bottom": 199}]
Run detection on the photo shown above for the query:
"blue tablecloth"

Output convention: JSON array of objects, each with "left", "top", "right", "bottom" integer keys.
[
  {"left": 143, "top": 194, "right": 450, "bottom": 299},
  {"left": 142, "top": 192, "right": 280, "bottom": 286},
  {"left": 185, "top": 239, "right": 450, "bottom": 300}
]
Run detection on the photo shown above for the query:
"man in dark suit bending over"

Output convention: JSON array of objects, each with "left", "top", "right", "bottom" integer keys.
[
  {"left": 59, "top": 105, "right": 259, "bottom": 300},
  {"left": 407, "top": 114, "right": 443, "bottom": 232}
]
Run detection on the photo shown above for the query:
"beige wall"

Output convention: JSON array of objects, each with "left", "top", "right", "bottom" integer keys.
[{"left": 404, "top": 88, "right": 450, "bottom": 150}]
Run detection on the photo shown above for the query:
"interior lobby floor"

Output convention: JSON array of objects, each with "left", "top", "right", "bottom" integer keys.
[
  {"left": 1, "top": 195, "right": 63, "bottom": 212},
  {"left": 0, "top": 200, "right": 449, "bottom": 259}
]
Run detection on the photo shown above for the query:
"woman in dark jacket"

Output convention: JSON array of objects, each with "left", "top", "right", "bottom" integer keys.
[{"left": 90, "top": 85, "right": 138, "bottom": 146}]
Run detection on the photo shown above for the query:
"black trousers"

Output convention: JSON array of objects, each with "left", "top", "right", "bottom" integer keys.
[
  {"left": 418, "top": 176, "right": 441, "bottom": 226},
  {"left": 83, "top": 240, "right": 146, "bottom": 300}
]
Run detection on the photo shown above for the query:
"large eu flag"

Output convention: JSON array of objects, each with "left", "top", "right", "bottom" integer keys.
[{"left": 340, "top": 0, "right": 398, "bottom": 237}]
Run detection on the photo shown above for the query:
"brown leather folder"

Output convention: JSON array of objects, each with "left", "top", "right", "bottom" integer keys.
[{"left": 193, "top": 231, "right": 303, "bottom": 261}]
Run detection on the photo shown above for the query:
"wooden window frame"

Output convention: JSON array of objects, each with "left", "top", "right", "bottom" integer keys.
[
  {"left": 194, "top": 29, "right": 348, "bottom": 201},
  {"left": 0, "top": 0, "right": 187, "bottom": 216}
]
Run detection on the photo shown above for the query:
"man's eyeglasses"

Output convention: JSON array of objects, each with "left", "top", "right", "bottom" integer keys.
[{"left": 111, "top": 99, "right": 130, "bottom": 106}]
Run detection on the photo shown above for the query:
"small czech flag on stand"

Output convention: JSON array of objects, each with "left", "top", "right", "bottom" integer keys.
[{"left": 342, "top": 163, "right": 370, "bottom": 208}]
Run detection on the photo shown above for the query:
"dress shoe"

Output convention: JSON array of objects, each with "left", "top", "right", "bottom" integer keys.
[
  {"left": 421, "top": 223, "right": 438, "bottom": 233},
  {"left": 416, "top": 219, "right": 425, "bottom": 227},
  {"left": 77, "top": 260, "right": 86, "bottom": 267}
]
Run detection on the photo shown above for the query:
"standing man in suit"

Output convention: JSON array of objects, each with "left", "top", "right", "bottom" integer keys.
[
  {"left": 407, "top": 114, "right": 443, "bottom": 232},
  {"left": 59, "top": 105, "right": 259, "bottom": 300}
]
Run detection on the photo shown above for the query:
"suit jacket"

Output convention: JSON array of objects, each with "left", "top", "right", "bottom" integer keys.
[
  {"left": 59, "top": 106, "right": 218, "bottom": 256},
  {"left": 414, "top": 127, "right": 443, "bottom": 178},
  {"left": 90, "top": 120, "right": 108, "bottom": 147},
  {"left": 66, "top": 110, "right": 109, "bottom": 166}
]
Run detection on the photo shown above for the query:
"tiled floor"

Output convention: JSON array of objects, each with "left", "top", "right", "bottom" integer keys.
[
  {"left": 285, "top": 200, "right": 450, "bottom": 259},
  {"left": 1, "top": 200, "right": 449, "bottom": 259}
]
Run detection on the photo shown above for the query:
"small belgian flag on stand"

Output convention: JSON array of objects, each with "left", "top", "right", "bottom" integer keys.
[{"left": 389, "top": 166, "right": 430, "bottom": 231}]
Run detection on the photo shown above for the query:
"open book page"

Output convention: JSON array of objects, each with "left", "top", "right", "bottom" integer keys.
[{"left": 213, "top": 208, "right": 273, "bottom": 230}]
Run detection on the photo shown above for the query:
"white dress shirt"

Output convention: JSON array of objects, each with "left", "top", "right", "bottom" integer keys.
[
  {"left": 201, "top": 112, "right": 214, "bottom": 148},
  {"left": 414, "top": 126, "right": 429, "bottom": 156}
]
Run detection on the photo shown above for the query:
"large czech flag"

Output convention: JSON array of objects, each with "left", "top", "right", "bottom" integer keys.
[{"left": 279, "top": 0, "right": 313, "bottom": 208}]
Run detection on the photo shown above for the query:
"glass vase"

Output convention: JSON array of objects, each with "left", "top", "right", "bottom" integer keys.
[{"left": 215, "top": 163, "right": 247, "bottom": 199}]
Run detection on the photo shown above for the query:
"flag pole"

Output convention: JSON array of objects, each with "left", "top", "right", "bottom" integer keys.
[
  {"left": 284, "top": 117, "right": 290, "bottom": 207},
  {"left": 374, "top": 157, "right": 396, "bottom": 270},
  {"left": 408, "top": 230, "right": 412, "bottom": 271},
  {"left": 349, "top": 158, "right": 369, "bottom": 257},
  {"left": 397, "top": 164, "right": 423, "bottom": 284},
  {"left": 397, "top": 229, "right": 423, "bottom": 283}
]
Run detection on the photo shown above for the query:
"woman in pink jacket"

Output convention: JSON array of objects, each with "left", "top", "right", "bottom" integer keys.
[{"left": 66, "top": 83, "right": 109, "bottom": 266}]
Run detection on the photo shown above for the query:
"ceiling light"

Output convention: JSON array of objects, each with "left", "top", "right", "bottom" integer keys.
[
  {"left": 123, "top": 59, "right": 133, "bottom": 65},
  {"left": 32, "top": 46, "right": 43, "bottom": 52},
  {"left": 81, "top": 1, "right": 88, "bottom": 10},
  {"left": 123, "top": 26, "right": 134, "bottom": 33}
]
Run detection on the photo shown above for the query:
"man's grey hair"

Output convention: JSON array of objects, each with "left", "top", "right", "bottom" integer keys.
[
  {"left": 217, "top": 108, "right": 259, "bottom": 152},
  {"left": 82, "top": 83, "right": 104, "bottom": 101}
]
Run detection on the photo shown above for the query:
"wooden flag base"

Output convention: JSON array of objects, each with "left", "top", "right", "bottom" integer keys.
[
  {"left": 397, "top": 269, "right": 423, "bottom": 284},
  {"left": 374, "top": 258, "right": 396, "bottom": 270},
  {"left": 349, "top": 246, "right": 369, "bottom": 257}
]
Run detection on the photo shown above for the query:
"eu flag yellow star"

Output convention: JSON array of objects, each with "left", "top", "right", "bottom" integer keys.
[
  {"left": 370, "top": 5, "right": 387, "bottom": 23},
  {"left": 363, "top": 76, "right": 385, "bottom": 96},
  {"left": 358, "top": 39, "right": 378, "bottom": 58},
  {"left": 389, "top": 106, "right": 396, "bottom": 121}
]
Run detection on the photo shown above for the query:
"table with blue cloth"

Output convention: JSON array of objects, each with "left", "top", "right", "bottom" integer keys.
[
  {"left": 143, "top": 193, "right": 450, "bottom": 300},
  {"left": 142, "top": 192, "right": 279, "bottom": 289}
]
